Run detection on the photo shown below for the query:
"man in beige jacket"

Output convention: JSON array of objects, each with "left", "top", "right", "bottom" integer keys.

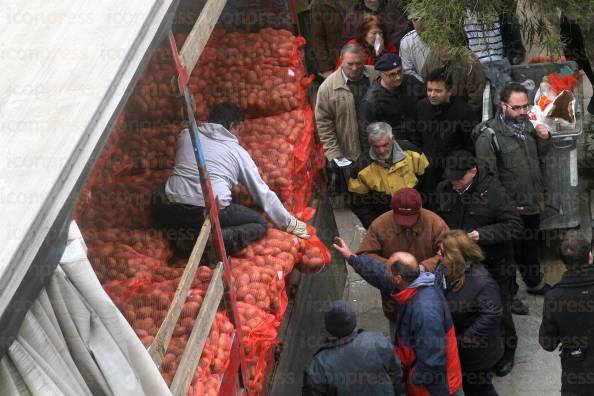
[{"left": 315, "top": 43, "right": 379, "bottom": 165}]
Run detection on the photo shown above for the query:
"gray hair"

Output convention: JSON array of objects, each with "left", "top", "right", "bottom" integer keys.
[
  {"left": 367, "top": 122, "right": 393, "bottom": 143},
  {"left": 340, "top": 42, "right": 365, "bottom": 58}
]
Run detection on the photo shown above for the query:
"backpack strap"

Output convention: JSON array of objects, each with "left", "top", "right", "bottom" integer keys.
[{"left": 480, "top": 123, "right": 501, "bottom": 158}]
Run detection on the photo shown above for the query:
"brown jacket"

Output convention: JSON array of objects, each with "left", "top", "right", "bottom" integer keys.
[
  {"left": 357, "top": 208, "right": 449, "bottom": 320},
  {"left": 422, "top": 49, "right": 486, "bottom": 113},
  {"left": 315, "top": 65, "right": 379, "bottom": 161},
  {"left": 310, "top": 0, "right": 352, "bottom": 73}
]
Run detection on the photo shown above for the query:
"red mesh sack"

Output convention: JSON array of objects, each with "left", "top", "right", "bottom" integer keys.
[
  {"left": 215, "top": 29, "right": 306, "bottom": 68},
  {"left": 79, "top": 169, "right": 170, "bottom": 229},
  {"left": 127, "top": 33, "right": 189, "bottom": 123},
  {"left": 160, "top": 312, "right": 234, "bottom": 390},
  {"left": 234, "top": 107, "right": 315, "bottom": 212},
  {"left": 103, "top": 278, "right": 206, "bottom": 345},
  {"left": 296, "top": 226, "right": 332, "bottom": 274},
  {"left": 121, "top": 122, "right": 181, "bottom": 171},
  {"left": 87, "top": 243, "right": 164, "bottom": 283},
  {"left": 73, "top": 113, "right": 130, "bottom": 221},
  {"left": 236, "top": 302, "right": 280, "bottom": 395},
  {"left": 83, "top": 228, "right": 173, "bottom": 261},
  {"left": 190, "top": 63, "right": 312, "bottom": 119}
]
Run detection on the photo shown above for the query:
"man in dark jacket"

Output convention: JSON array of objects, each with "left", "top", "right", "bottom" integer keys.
[
  {"left": 358, "top": 53, "right": 425, "bottom": 157},
  {"left": 413, "top": 68, "right": 480, "bottom": 203},
  {"left": 539, "top": 230, "right": 594, "bottom": 396},
  {"left": 435, "top": 150, "right": 523, "bottom": 377},
  {"left": 310, "top": 0, "right": 352, "bottom": 77},
  {"left": 333, "top": 240, "right": 462, "bottom": 396},
  {"left": 475, "top": 83, "right": 551, "bottom": 307},
  {"left": 303, "top": 300, "right": 405, "bottom": 395}
]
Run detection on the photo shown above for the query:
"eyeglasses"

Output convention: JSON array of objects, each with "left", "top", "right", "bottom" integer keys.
[
  {"left": 382, "top": 70, "right": 402, "bottom": 79},
  {"left": 503, "top": 103, "right": 530, "bottom": 111}
]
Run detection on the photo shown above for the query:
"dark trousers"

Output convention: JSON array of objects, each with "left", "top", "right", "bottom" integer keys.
[
  {"left": 152, "top": 188, "right": 267, "bottom": 255},
  {"left": 494, "top": 275, "right": 517, "bottom": 363},
  {"left": 514, "top": 213, "right": 542, "bottom": 289},
  {"left": 462, "top": 370, "right": 498, "bottom": 396}
]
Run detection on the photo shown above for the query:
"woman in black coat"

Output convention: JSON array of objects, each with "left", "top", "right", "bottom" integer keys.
[{"left": 436, "top": 230, "right": 504, "bottom": 396}]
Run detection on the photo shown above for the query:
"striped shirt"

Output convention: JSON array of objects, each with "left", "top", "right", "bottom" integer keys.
[
  {"left": 399, "top": 30, "right": 430, "bottom": 82},
  {"left": 464, "top": 12, "right": 504, "bottom": 63}
]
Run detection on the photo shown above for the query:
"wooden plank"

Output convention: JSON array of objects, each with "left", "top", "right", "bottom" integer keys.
[
  {"left": 179, "top": 0, "right": 227, "bottom": 76},
  {"left": 170, "top": 261, "right": 224, "bottom": 395},
  {"left": 148, "top": 217, "right": 211, "bottom": 367}
]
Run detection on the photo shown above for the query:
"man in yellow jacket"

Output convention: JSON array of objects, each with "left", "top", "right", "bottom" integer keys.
[{"left": 349, "top": 121, "right": 428, "bottom": 228}]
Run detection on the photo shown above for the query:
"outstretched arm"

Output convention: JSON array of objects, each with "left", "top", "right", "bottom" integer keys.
[{"left": 333, "top": 237, "right": 398, "bottom": 295}]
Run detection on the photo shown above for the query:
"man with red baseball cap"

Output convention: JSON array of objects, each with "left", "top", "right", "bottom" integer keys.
[{"left": 357, "top": 187, "right": 449, "bottom": 334}]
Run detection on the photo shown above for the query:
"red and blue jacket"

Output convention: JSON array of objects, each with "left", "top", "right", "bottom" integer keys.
[{"left": 348, "top": 255, "right": 462, "bottom": 396}]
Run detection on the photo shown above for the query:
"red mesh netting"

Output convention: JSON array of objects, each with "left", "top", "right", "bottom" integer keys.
[
  {"left": 547, "top": 72, "right": 581, "bottom": 95},
  {"left": 237, "top": 302, "right": 279, "bottom": 395},
  {"left": 234, "top": 106, "right": 319, "bottom": 213}
]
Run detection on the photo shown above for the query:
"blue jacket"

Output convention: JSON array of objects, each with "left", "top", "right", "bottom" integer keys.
[
  {"left": 303, "top": 329, "right": 405, "bottom": 395},
  {"left": 348, "top": 255, "right": 462, "bottom": 396}
]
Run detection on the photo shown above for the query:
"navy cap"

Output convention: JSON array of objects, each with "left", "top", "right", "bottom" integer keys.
[
  {"left": 324, "top": 300, "right": 357, "bottom": 338},
  {"left": 374, "top": 53, "right": 402, "bottom": 71}
]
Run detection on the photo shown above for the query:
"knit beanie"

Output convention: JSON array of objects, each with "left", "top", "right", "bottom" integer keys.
[{"left": 324, "top": 300, "right": 357, "bottom": 338}]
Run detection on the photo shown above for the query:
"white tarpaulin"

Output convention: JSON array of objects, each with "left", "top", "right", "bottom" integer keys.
[{"left": 0, "top": 222, "right": 172, "bottom": 396}]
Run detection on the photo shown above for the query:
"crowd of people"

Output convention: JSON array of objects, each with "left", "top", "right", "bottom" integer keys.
[{"left": 303, "top": 1, "right": 594, "bottom": 395}]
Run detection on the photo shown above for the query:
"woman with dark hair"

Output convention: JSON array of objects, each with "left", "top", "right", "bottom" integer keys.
[
  {"left": 336, "top": 14, "right": 397, "bottom": 67},
  {"left": 436, "top": 230, "right": 503, "bottom": 396},
  {"left": 341, "top": 0, "right": 408, "bottom": 50}
]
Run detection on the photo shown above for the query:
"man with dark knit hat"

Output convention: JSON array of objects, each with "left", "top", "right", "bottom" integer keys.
[
  {"left": 358, "top": 52, "right": 425, "bottom": 158},
  {"left": 302, "top": 300, "right": 405, "bottom": 395}
]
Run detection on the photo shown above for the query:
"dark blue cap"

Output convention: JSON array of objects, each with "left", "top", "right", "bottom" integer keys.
[
  {"left": 374, "top": 53, "right": 402, "bottom": 71},
  {"left": 325, "top": 300, "right": 357, "bottom": 338}
]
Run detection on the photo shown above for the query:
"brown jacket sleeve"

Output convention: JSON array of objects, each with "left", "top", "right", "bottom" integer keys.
[
  {"left": 419, "top": 215, "right": 449, "bottom": 272},
  {"left": 356, "top": 223, "right": 388, "bottom": 264}
]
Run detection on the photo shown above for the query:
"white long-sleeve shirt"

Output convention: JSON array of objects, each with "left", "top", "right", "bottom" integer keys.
[{"left": 165, "top": 123, "right": 291, "bottom": 228}]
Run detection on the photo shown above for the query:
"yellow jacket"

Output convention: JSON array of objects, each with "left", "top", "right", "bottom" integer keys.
[{"left": 348, "top": 150, "right": 429, "bottom": 195}]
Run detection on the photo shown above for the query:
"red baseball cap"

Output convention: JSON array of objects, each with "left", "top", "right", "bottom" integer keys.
[{"left": 391, "top": 188, "right": 422, "bottom": 227}]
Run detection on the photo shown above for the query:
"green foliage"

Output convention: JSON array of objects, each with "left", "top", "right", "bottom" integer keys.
[{"left": 401, "top": 0, "right": 594, "bottom": 56}]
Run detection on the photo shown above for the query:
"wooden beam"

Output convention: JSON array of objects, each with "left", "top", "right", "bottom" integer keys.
[
  {"left": 170, "top": 261, "right": 224, "bottom": 395},
  {"left": 148, "top": 217, "right": 211, "bottom": 367},
  {"left": 179, "top": 0, "right": 227, "bottom": 76}
]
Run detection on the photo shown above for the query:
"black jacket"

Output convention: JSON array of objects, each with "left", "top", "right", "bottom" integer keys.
[
  {"left": 436, "top": 262, "right": 504, "bottom": 371},
  {"left": 358, "top": 77, "right": 425, "bottom": 157},
  {"left": 303, "top": 329, "right": 404, "bottom": 395},
  {"left": 435, "top": 167, "right": 524, "bottom": 279},
  {"left": 413, "top": 98, "right": 480, "bottom": 194},
  {"left": 539, "top": 266, "right": 594, "bottom": 395}
]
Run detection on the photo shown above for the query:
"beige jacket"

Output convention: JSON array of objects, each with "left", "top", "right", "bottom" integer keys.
[{"left": 315, "top": 66, "right": 378, "bottom": 161}]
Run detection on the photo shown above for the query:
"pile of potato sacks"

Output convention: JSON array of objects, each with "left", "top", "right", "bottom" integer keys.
[{"left": 74, "top": 25, "right": 329, "bottom": 396}]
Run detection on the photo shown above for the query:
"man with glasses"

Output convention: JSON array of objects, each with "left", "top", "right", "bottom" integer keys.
[
  {"left": 357, "top": 53, "right": 424, "bottom": 159},
  {"left": 475, "top": 83, "right": 551, "bottom": 363}
]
